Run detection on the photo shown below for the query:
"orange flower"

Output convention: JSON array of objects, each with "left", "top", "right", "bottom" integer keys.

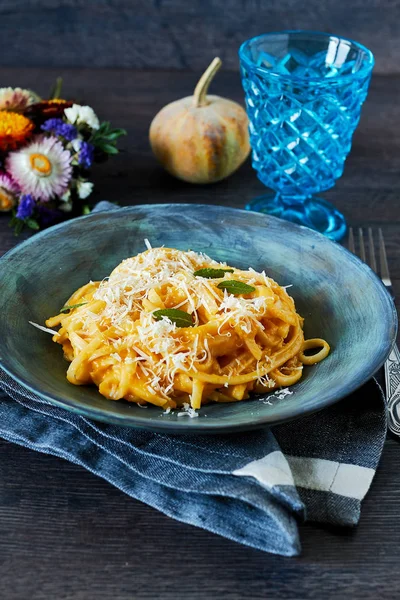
[
  {"left": 0, "top": 111, "right": 34, "bottom": 152},
  {"left": 49, "top": 99, "right": 69, "bottom": 104},
  {"left": 24, "top": 99, "right": 73, "bottom": 124},
  {"left": 0, "top": 189, "right": 15, "bottom": 211}
]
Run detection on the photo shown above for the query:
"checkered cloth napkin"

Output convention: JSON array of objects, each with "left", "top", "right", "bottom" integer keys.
[{"left": 0, "top": 369, "right": 386, "bottom": 556}]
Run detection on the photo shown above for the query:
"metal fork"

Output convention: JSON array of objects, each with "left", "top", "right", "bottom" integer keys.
[{"left": 348, "top": 228, "right": 400, "bottom": 436}]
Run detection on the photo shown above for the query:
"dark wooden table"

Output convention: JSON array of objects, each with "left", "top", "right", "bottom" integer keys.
[{"left": 0, "top": 68, "right": 399, "bottom": 600}]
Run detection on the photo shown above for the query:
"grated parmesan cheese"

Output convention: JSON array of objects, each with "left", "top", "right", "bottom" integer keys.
[
  {"left": 67, "top": 247, "right": 291, "bottom": 404},
  {"left": 274, "top": 388, "right": 294, "bottom": 400},
  {"left": 177, "top": 402, "right": 199, "bottom": 418},
  {"left": 29, "top": 321, "right": 59, "bottom": 336}
]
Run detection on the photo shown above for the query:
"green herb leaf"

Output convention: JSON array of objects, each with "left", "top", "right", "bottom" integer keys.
[
  {"left": 194, "top": 268, "right": 234, "bottom": 279},
  {"left": 25, "top": 218, "right": 40, "bottom": 231},
  {"left": 90, "top": 122, "right": 127, "bottom": 156},
  {"left": 12, "top": 219, "right": 24, "bottom": 235},
  {"left": 153, "top": 309, "right": 194, "bottom": 328},
  {"left": 105, "top": 131, "right": 126, "bottom": 141},
  {"left": 217, "top": 280, "right": 256, "bottom": 295},
  {"left": 101, "top": 144, "right": 119, "bottom": 155},
  {"left": 60, "top": 302, "right": 88, "bottom": 314}
]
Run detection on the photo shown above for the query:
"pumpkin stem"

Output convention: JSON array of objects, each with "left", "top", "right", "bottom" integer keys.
[{"left": 193, "top": 57, "right": 222, "bottom": 107}]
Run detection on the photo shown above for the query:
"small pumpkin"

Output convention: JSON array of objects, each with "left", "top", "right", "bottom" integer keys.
[{"left": 149, "top": 58, "right": 250, "bottom": 184}]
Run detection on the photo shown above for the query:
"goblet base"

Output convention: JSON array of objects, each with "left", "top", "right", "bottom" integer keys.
[{"left": 246, "top": 193, "right": 347, "bottom": 242}]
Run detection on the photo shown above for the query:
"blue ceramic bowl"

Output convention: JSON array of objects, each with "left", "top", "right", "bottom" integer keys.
[{"left": 0, "top": 205, "right": 397, "bottom": 433}]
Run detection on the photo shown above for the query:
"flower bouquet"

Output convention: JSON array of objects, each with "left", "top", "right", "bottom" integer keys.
[{"left": 0, "top": 80, "right": 126, "bottom": 233}]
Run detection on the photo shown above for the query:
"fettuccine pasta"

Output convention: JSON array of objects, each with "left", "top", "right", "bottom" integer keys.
[{"left": 45, "top": 244, "right": 330, "bottom": 411}]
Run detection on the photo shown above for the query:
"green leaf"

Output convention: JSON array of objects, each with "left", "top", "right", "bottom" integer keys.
[
  {"left": 13, "top": 220, "right": 24, "bottom": 236},
  {"left": 99, "top": 121, "right": 111, "bottom": 132},
  {"left": 60, "top": 302, "right": 88, "bottom": 314},
  {"left": 153, "top": 309, "right": 194, "bottom": 328},
  {"left": 82, "top": 205, "right": 91, "bottom": 215},
  {"left": 25, "top": 218, "right": 40, "bottom": 231},
  {"left": 101, "top": 144, "right": 119, "bottom": 155},
  {"left": 105, "top": 131, "right": 126, "bottom": 141},
  {"left": 111, "top": 128, "right": 127, "bottom": 136},
  {"left": 194, "top": 267, "right": 234, "bottom": 279},
  {"left": 217, "top": 280, "right": 256, "bottom": 295}
]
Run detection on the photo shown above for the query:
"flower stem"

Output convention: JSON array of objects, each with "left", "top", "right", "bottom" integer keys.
[{"left": 50, "top": 77, "right": 63, "bottom": 100}]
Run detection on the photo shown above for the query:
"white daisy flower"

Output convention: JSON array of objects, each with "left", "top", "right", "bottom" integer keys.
[
  {"left": 0, "top": 173, "right": 20, "bottom": 212},
  {"left": 77, "top": 180, "right": 94, "bottom": 199},
  {"left": 64, "top": 104, "right": 100, "bottom": 130},
  {"left": 6, "top": 136, "right": 72, "bottom": 201}
]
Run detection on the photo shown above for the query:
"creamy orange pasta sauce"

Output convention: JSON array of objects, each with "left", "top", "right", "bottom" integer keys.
[{"left": 45, "top": 245, "right": 330, "bottom": 411}]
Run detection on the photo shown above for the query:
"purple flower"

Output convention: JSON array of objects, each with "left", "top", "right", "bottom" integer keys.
[
  {"left": 78, "top": 141, "right": 94, "bottom": 169},
  {"left": 38, "top": 204, "right": 62, "bottom": 227},
  {"left": 41, "top": 118, "right": 77, "bottom": 142},
  {"left": 16, "top": 194, "right": 35, "bottom": 219}
]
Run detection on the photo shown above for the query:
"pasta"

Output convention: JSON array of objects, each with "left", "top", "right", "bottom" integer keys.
[{"left": 45, "top": 244, "right": 330, "bottom": 411}]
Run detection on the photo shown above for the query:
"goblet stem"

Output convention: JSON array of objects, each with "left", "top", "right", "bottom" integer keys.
[{"left": 246, "top": 193, "right": 347, "bottom": 241}]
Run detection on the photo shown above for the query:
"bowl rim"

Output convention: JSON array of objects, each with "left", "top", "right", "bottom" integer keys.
[
  {"left": 0, "top": 204, "right": 397, "bottom": 433},
  {"left": 238, "top": 30, "right": 375, "bottom": 86}
]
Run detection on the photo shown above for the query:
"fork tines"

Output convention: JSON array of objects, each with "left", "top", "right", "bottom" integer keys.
[
  {"left": 348, "top": 227, "right": 392, "bottom": 287},
  {"left": 378, "top": 229, "right": 392, "bottom": 287}
]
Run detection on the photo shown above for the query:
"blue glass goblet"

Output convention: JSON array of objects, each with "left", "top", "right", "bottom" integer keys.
[{"left": 239, "top": 31, "right": 374, "bottom": 241}]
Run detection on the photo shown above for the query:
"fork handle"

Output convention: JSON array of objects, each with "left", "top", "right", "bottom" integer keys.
[
  {"left": 385, "top": 284, "right": 395, "bottom": 301},
  {"left": 385, "top": 343, "right": 400, "bottom": 436}
]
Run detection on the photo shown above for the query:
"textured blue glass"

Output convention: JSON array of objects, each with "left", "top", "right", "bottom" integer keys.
[{"left": 239, "top": 32, "right": 374, "bottom": 240}]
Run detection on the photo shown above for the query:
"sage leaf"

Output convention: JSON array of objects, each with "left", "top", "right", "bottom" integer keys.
[
  {"left": 194, "top": 268, "right": 234, "bottom": 279},
  {"left": 60, "top": 302, "right": 88, "bottom": 314},
  {"left": 153, "top": 308, "right": 194, "bottom": 328},
  {"left": 217, "top": 280, "right": 256, "bottom": 295}
]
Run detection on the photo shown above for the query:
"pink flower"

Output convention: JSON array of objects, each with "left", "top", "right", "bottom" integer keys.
[
  {"left": 6, "top": 136, "right": 72, "bottom": 201},
  {"left": 0, "top": 87, "right": 37, "bottom": 112},
  {"left": 0, "top": 172, "right": 20, "bottom": 212}
]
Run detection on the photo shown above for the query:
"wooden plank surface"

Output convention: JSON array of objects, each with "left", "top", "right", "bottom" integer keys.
[
  {"left": 0, "top": 437, "right": 399, "bottom": 600},
  {"left": 0, "top": 67, "right": 399, "bottom": 600},
  {"left": 1, "top": 1, "right": 400, "bottom": 73}
]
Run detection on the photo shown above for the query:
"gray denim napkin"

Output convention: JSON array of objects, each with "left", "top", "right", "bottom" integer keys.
[{"left": 0, "top": 202, "right": 387, "bottom": 556}]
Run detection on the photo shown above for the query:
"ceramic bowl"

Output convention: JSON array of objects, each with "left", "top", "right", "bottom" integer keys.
[{"left": 0, "top": 204, "right": 397, "bottom": 432}]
